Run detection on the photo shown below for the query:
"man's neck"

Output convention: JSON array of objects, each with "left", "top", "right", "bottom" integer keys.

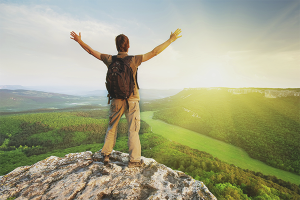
[{"left": 118, "top": 52, "right": 128, "bottom": 55}]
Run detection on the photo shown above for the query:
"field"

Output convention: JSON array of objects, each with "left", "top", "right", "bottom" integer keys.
[{"left": 141, "top": 111, "right": 300, "bottom": 185}]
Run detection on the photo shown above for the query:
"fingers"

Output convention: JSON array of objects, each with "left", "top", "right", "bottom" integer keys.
[
  {"left": 171, "top": 28, "right": 182, "bottom": 40},
  {"left": 174, "top": 28, "right": 182, "bottom": 36},
  {"left": 169, "top": 28, "right": 182, "bottom": 42},
  {"left": 70, "top": 31, "right": 78, "bottom": 36},
  {"left": 70, "top": 31, "right": 76, "bottom": 37},
  {"left": 70, "top": 31, "right": 80, "bottom": 41},
  {"left": 70, "top": 31, "right": 75, "bottom": 40},
  {"left": 171, "top": 29, "right": 182, "bottom": 37}
]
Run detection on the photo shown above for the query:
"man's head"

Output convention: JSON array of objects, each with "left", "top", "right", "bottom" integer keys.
[{"left": 115, "top": 34, "right": 130, "bottom": 52}]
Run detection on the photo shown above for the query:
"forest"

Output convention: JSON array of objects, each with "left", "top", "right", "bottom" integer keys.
[
  {"left": 0, "top": 108, "right": 299, "bottom": 199},
  {"left": 1, "top": 91, "right": 300, "bottom": 199},
  {"left": 141, "top": 88, "right": 300, "bottom": 176},
  {"left": 0, "top": 109, "right": 150, "bottom": 174}
]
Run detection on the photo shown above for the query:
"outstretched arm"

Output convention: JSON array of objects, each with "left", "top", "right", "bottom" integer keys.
[
  {"left": 70, "top": 31, "right": 102, "bottom": 60},
  {"left": 142, "top": 28, "right": 182, "bottom": 62}
]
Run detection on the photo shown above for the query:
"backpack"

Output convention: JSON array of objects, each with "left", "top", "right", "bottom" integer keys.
[{"left": 106, "top": 56, "right": 137, "bottom": 103}]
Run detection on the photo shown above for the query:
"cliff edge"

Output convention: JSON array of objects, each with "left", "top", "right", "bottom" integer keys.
[{"left": 0, "top": 151, "right": 216, "bottom": 200}]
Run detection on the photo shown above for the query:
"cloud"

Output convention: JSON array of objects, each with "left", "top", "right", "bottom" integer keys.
[
  {"left": 0, "top": 3, "right": 175, "bottom": 89},
  {"left": 0, "top": 3, "right": 120, "bottom": 53},
  {"left": 0, "top": 3, "right": 122, "bottom": 87},
  {"left": 1, "top": 2, "right": 299, "bottom": 89}
]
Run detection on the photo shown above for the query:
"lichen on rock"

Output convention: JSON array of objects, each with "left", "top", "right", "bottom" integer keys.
[{"left": 0, "top": 151, "right": 217, "bottom": 200}]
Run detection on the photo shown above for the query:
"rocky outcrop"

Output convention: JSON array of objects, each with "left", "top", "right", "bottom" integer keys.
[{"left": 0, "top": 151, "right": 216, "bottom": 200}]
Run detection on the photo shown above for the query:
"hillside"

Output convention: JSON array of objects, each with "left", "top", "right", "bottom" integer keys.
[
  {"left": 0, "top": 111, "right": 150, "bottom": 165},
  {"left": 1, "top": 110, "right": 300, "bottom": 199},
  {"left": 141, "top": 88, "right": 300, "bottom": 175},
  {"left": 141, "top": 111, "right": 300, "bottom": 185}
]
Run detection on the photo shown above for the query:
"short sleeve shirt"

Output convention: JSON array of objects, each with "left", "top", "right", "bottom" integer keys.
[{"left": 101, "top": 52, "right": 143, "bottom": 101}]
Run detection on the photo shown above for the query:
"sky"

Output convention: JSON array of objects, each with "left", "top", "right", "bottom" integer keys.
[{"left": 0, "top": 0, "right": 299, "bottom": 91}]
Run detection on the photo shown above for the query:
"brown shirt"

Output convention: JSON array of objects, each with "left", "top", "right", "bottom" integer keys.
[{"left": 101, "top": 52, "right": 143, "bottom": 101}]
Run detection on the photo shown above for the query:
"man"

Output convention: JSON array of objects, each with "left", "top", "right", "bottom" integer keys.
[{"left": 70, "top": 28, "right": 182, "bottom": 167}]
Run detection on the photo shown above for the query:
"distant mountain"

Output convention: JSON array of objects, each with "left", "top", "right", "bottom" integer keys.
[
  {"left": 0, "top": 85, "right": 27, "bottom": 90},
  {"left": 22, "top": 86, "right": 105, "bottom": 96},
  {"left": 0, "top": 88, "right": 182, "bottom": 112},
  {"left": 79, "top": 90, "right": 108, "bottom": 97},
  {"left": 0, "top": 89, "right": 107, "bottom": 112},
  {"left": 0, "top": 85, "right": 182, "bottom": 99},
  {"left": 0, "top": 85, "right": 106, "bottom": 96}
]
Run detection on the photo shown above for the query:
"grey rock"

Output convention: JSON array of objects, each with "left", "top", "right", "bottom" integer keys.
[{"left": 0, "top": 151, "right": 217, "bottom": 200}]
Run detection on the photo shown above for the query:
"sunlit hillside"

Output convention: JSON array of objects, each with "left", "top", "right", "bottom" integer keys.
[{"left": 141, "top": 88, "right": 300, "bottom": 175}]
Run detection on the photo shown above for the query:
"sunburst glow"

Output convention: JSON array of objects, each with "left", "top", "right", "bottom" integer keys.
[{"left": 0, "top": 1, "right": 299, "bottom": 90}]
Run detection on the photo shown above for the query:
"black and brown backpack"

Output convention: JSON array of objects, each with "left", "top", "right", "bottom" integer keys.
[{"left": 106, "top": 56, "right": 138, "bottom": 103}]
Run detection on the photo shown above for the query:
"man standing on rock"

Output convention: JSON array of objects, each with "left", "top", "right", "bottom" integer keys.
[{"left": 70, "top": 29, "right": 182, "bottom": 167}]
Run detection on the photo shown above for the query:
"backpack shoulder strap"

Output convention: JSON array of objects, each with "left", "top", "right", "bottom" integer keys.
[
  {"left": 122, "top": 56, "right": 139, "bottom": 90},
  {"left": 136, "top": 68, "right": 139, "bottom": 89},
  {"left": 122, "top": 56, "right": 133, "bottom": 66},
  {"left": 123, "top": 56, "right": 139, "bottom": 89},
  {"left": 111, "top": 55, "right": 117, "bottom": 64}
]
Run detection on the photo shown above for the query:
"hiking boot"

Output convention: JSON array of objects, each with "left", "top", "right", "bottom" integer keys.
[
  {"left": 128, "top": 159, "right": 144, "bottom": 168},
  {"left": 103, "top": 154, "right": 110, "bottom": 165}
]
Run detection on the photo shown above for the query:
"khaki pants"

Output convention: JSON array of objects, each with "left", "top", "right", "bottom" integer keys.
[{"left": 101, "top": 99, "right": 141, "bottom": 162}]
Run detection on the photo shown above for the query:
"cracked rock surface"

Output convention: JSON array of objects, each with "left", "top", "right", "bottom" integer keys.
[{"left": 0, "top": 151, "right": 217, "bottom": 200}]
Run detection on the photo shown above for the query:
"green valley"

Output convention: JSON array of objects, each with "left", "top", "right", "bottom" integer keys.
[
  {"left": 141, "top": 88, "right": 300, "bottom": 176},
  {"left": 1, "top": 87, "right": 300, "bottom": 199},
  {"left": 141, "top": 111, "right": 300, "bottom": 185}
]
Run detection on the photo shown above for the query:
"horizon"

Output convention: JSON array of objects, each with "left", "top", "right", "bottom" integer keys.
[
  {"left": 1, "top": 0, "right": 299, "bottom": 89},
  {"left": 1, "top": 84, "right": 300, "bottom": 98},
  {"left": 1, "top": 84, "right": 300, "bottom": 92}
]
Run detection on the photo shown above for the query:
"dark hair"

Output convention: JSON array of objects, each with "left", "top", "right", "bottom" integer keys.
[{"left": 115, "top": 34, "right": 129, "bottom": 52}]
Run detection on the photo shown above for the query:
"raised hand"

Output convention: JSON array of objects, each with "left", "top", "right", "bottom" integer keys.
[
  {"left": 70, "top": 31, "right": 81, "bottom": 42},
  {"left": 170, "top": 28, "right": 182, "bottom": 43}
]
